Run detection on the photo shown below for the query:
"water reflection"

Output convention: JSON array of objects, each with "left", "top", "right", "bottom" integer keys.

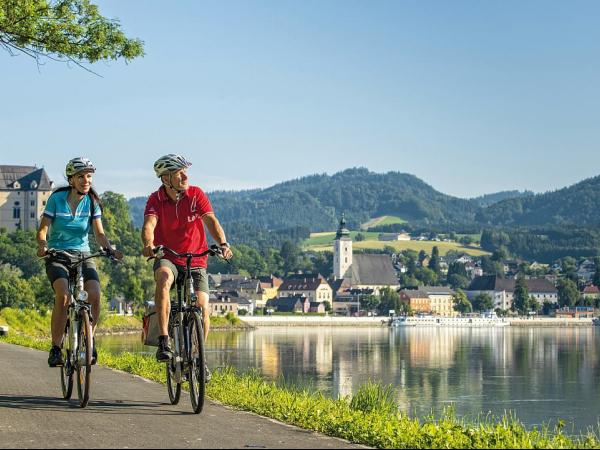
[{"left": 97, "top": 327, "right": 600, "bottom": 432}]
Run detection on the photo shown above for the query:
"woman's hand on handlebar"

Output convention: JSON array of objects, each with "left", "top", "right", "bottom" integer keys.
[{"left": 37, "top": 245, "right": 48, "bottom": 258}]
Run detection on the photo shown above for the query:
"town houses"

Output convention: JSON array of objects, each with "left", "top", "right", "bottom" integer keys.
[{"left": 205, "top": 215, "right": 600, "bottom": 319}]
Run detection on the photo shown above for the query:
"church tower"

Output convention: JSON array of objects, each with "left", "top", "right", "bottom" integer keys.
[{"left": 333, "top": 214, "right": 353, "bottom": 280}]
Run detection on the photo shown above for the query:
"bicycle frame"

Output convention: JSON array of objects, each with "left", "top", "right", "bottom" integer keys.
[
  {"left": 170, "top": 253, "right": 203, "bottom": 384},
  {"left": 64, "top": 264, "right": 92, "bottom": 372}
]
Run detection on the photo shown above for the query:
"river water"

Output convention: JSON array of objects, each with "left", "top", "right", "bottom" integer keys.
[{"left": 97, "top": 326, "right": 600, "bottom": 433}]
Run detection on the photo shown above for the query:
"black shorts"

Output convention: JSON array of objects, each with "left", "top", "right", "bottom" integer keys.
[
  {"left": 45, "top": 251, "right": 100, "bottom": 286},
  {"left": 153, "top": 258, "right": 209, "bottom": 294}
]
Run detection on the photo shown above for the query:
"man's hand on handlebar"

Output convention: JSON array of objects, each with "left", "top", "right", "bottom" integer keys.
[{"left": 220, "top": 244, "right": 233, "bottom": 260}]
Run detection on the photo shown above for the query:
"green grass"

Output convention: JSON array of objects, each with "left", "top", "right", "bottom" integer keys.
[
  {"left": 303, "top": 231, "right": 380, "bottom": 247},
  {"left": 376, "top": 215, "right": 408, "bottom": 227},
  {"left": 97, "top": 315, "right": 142, "bottom": 333},
  {"left": 361, "top": 215, "right": 407, "bottom": 230},
  {"left": 2, "top": 332, "right": 599, "bottom": 449},
  {"left": 0, "top": 308, "right": 51, "bottom": 337},
  {"left": 307, "top": 239, "right": 490, "bottom": 257},
  {"left": 0, "top": 308, "right": 247, "bottom": 337}
]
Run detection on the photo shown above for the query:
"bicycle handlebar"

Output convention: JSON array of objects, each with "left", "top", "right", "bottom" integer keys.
[
  {"left": 151, "top": 244, "right": 223, "bottom": 260},
  {"left": 44, "top": 248, "right": 119, "bottom": 267}
]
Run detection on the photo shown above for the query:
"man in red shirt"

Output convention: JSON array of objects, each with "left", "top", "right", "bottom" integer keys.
[{"left": 142, "top": 154, "right": 233, "bottom": 370}]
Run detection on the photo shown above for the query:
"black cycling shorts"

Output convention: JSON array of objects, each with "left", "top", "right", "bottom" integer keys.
[{"left": 45, "top": 251, "right": 100, "bottom": 287}]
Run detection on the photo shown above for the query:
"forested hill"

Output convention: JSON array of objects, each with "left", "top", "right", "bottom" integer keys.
[
  {"left": 129, "top": 168, "right": 479, "bottom": 231},
  {"left": 476, "top": 175, "right": 600, "bottom": 227},
  {"left": 128, "top": 170, "right": 600, "bottom": 233},
  {"left": 471, "top": 190, "right": 534, "bottom": 207}
]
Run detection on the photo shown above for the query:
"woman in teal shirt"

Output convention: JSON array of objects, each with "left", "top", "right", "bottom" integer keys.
[{"left": 36, "top": 157, "right": 123, "bottom": 367}]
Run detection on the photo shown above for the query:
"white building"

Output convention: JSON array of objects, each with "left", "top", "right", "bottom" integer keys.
[
  {"left": 0, "top": 166, "right": 54, "bottom": 231},
  {"left": 466, "top": 276, "right": 558, "bottom": 311}
]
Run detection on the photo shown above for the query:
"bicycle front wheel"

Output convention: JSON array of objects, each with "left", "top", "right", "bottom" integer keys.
[
  {"left": 188, "top": 311, "right": 206, "bottom": 414},
  {"left": 76, "top": 310, "right": 93, "bottom": 408}
]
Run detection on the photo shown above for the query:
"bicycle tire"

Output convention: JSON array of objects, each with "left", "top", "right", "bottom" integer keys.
[
  {"left": 76, "top": 310, "right": 92, "bottom": 408},
  {"left": 188, "top": 311, "right": 206, "bottom": 414},
  {"left": 60, "top": 341, "right": 73, "bottom": 400},
  {"left": 166, "top": 360, "right": 182, "bottom": 404}
]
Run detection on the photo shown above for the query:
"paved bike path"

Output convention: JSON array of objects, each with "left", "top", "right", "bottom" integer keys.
[{"left": 0, "top": 342, "right": 367, "bottom": 449}]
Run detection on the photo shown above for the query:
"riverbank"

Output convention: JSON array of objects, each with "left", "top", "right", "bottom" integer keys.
[
  {"left": 2, "top": 332, "right": 598, "bottom": 449},
  {"left": 243, "top": 316, "right": 595, "bottom": 328},
  {"left": 508, "top": 317, "right": 593, "bottom": 327},
  {"left": 244, "top": 316, "right": 388, "bottom": 327},
  {"left": 0, "top": 308, "right": 252, "bottom": 337}
]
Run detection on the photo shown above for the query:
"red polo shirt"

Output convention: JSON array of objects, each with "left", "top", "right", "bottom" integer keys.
[{"left": 144, "top": 185, "right": 213, "bottom": 268}]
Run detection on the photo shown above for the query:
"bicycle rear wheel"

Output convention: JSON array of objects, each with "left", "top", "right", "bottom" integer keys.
[
  {"left": 60, "top": 323, "right": 73, "bottom": 400},
  {"left": 188, "top": 311, "right": 206, "bottom": 414},
  {"left": 76, "top": 310, "right": 92, "bottom": 408}
]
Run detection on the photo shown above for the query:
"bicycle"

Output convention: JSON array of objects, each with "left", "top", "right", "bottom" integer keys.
[
  {"left": 149, "top": 244, "right": 225, "bottom": 414},
  {"left": 44, "top": 248, "right": 117, "bottom": 408}
]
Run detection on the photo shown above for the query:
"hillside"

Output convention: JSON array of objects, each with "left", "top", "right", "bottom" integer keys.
[
  {"left": 471, "top": 190, "right": 534, "bottom": 207},
  {"left": 477, "top": 175, "right": 600, "bottom": 227},
  {"left": 127, "top": 170, "right": 600, "bottom": 260},
  {"left": 128, "top": 168, "right": 479, "bottom": 230}
]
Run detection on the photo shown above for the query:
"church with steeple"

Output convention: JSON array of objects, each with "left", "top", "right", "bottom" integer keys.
[
  {"left": 331, "top": 214, "right": 399, "bottom": 294},
  {"left": 333, "top": 214, "right": 352, "bottom": 279}
]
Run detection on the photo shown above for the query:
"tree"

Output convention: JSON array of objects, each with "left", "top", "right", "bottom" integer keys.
[
  {"left": 359, "top": 294, "right": 380, "bottom": 314},
  {"left": 447, "top": 262, "right": 469, "bottom": 289},
  {"left": 561, "top": 257, "right": 578, "bottom": 281},
  {"left": 428, "top": 246, "right": 441, "bottom": 274},
  {"left": 377, "top": 287, "right": 402, "bottom": 316},
  {"left": 280, "top": 241, "right": 300, "bottom": 275},
  {"left": 512, "top": 276, "right": 530, "bottom": 315},
  {"left": 418, "top": 250, "right": 427, "bottom": 266},
  {"left": 0, "top": 263, "right": 35, "bottom": 309},
  {"left": 452, "top": 289, "right": 472, "bottom": 315},
  {"left": 593, "top": 257, "right": 600, "bottom": 288},
  {"left": 100, "top": 191, "right": 139, "bottom": 256},
  {"left": 472, "top": 293, "right": 493, "bottom": 312},
  {"left": 0, "top": 0, "right": 144, "bottom": 71},
  {"left": 557, "top": 278, "right": 579, "bottom": 307}
]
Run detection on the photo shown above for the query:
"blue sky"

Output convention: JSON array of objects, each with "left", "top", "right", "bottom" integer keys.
[{"left": 2, "top": 0, "right": 599, "bottom": 199}]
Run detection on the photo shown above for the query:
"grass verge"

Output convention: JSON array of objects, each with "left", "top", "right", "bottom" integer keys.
[{"left": 1, "top": 333, "right": 599, "bottom": 448}]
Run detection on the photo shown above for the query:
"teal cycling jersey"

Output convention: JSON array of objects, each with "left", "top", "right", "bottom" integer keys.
[{"left": 43, "top": 190, "right": 102, "bottom": 252}]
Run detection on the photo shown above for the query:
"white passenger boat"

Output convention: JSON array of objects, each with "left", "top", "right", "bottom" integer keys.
[{"left": 390, "top": 315, "right": 509, "bottom": 327}]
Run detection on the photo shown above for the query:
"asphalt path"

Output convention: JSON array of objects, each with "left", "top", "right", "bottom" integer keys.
[{"left": 0, "top": 342, "right": 367, "bottom": 449}]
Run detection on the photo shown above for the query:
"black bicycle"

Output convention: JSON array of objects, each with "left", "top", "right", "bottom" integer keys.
[
  {"left": 150, "top": 244, "right": 224, "bottom": 414},
  {"left": 44, "top": 249, "right": 117, "bottom": 408}
]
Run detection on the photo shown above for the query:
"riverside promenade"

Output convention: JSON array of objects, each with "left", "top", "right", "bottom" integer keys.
[
  {"left": 243, "top": 316, "right": 388, "bottom": 327},
  {"left": 242, "top": 316, "right": 594, "bottom": 327},
  {"left": 0, "top": 342, "right": 366, "bottom": 449}
]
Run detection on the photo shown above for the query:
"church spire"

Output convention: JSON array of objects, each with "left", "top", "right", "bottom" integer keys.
[{"left": 336, "top": 213, "right": 351, "bottom": 239}]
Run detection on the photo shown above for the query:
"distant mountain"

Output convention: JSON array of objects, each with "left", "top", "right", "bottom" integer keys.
[
  {"left": 128, "top": 170, "right": 600, "bottom": 235},
  {"left": 476, "top": 175, "right": 600, "bottom": 227},
  {"left": 209, "top": 168, "right": 480, "bottom": 231},
  {"left": 471, "top": 190, "right": 534, "bottom": 208},
  {"left": 129, "top": 168, "right": 480, "bottom": 231}
]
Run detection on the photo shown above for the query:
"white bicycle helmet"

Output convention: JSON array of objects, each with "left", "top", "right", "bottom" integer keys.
[
  {"left": 153, "top": 154, "right": 192, "bottom": 178},
  {"left": 66, "top": 157, "right": 96, "bottom": 177}
]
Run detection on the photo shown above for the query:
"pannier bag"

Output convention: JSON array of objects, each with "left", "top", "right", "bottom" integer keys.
[{"left": 142, "top": 308, "right": 160, "bottom": 347}]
